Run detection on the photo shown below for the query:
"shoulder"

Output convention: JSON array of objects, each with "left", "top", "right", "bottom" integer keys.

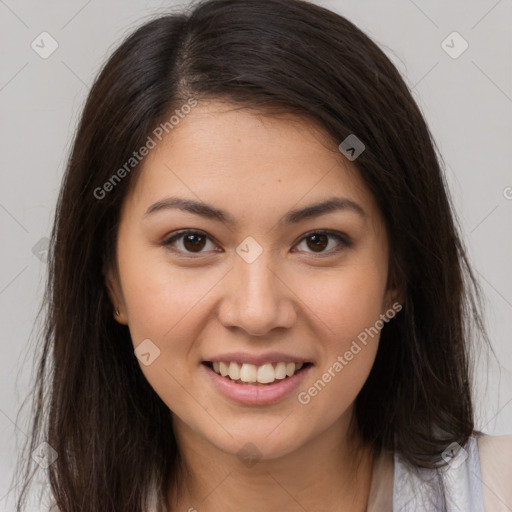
[{"left": 477, "top": 434, "right": 512, "bottom": 511}]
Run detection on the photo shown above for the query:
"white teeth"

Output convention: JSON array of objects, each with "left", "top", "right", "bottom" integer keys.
[
  {"left": 240, "top": 363, "right": 257, "bottom": 383},
  {"left": 219, "top": 361, "right": 229, "bottom": 377},
  {"left": 275, "top": 362, "right": 287, "bottom": 379},
  {"left": 257, "top": 363, "right": 275, "bottom": 384},
  {"left": 228, "top": 361, "right": 240, "bottom": 380},
  {"left": 210, "top": 361, "right": 307, "bottom": 384}
]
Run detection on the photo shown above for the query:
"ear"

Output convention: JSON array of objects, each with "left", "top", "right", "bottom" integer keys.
[
  {"left": 105, "top": 266, "right": 128, "bottom": 325},
  {"left": 382, "top": 269, "right": 406, "bottom": 314},
  {"left": 383, "top": 288, "right": 404, "bottom": 314}
]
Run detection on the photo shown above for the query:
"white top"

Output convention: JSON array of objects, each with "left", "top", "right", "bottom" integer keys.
[
  {"left": 368, "top": 434, "right": 512, "bottom": 511},
  {"left": 393, "top": 435, "right": 484, "bottom": 511}
]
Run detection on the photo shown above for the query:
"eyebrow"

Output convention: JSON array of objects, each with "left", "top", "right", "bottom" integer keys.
[{"left": 144, "top": 196, "right": 366, "bottom": 225}]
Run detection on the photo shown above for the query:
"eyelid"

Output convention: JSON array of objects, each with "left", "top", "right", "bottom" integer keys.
[{"left": 161, "top": 229, "right": 351, "bottom": 257}]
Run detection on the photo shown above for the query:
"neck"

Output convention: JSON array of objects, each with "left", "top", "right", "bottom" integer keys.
[{"left": 168, "top": 414, "right": 375, "bottom": 512}]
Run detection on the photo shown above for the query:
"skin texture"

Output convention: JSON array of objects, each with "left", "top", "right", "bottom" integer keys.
[{"left": 106, "top": 101, "right": 399, "bottom": 511}]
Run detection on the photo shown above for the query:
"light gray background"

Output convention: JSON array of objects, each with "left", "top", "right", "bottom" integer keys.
[{"left": 1, "top": 0, "right": 511, "bottom": 509}]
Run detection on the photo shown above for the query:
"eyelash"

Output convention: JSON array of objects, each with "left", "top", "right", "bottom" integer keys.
[{"left": 161, "top": 229, "right": 351, "bottom": 258}]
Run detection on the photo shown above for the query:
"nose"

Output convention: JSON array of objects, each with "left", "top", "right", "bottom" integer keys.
[{"left": 216, "top": 251, "right": 297, "bottom": 337}]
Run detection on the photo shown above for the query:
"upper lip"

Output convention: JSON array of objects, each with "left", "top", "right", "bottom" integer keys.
[{"left": 203, "top": 352, "right": 312, "bottom": 366}]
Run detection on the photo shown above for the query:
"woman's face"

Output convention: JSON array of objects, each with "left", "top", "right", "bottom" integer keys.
[{"left": 108, "top": 101, "right": 396, "bottom": 460}]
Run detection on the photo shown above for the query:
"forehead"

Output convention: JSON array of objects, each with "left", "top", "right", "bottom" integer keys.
[{"left": 123, "top": 101, "right": 380, "bottom": 226}]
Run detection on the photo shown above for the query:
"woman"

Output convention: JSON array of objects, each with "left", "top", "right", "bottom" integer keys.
[{"left": 15, "top": 0, "right": 511, "bottom": 510}]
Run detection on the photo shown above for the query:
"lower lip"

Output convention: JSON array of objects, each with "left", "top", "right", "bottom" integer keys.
[{"left": 202, "top": 363, "right": 312, "bottom": 406}]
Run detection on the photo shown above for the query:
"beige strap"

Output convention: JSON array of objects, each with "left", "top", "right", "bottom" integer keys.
[
  {"left": 478, "top": 435, "right": 512, "bottom": 511},
  {"left": 366, "top": 448, "right": 394, "bottom": 512}
]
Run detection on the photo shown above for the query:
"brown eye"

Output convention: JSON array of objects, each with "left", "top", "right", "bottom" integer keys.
[
  {"left": 306, "top": 233, "right": 329, "bottom": 252},
  {"left": 294, "top": 230, "right": 351, "bottom": 256},
  {"left": 163, "top": 230, "right": 218, "bottom": 255},
  {"left": 182, "top": 233, "right": 207, "bottom": 252}
]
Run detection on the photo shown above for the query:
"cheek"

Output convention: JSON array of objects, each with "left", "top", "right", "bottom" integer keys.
[
  {"left": 292, "top": 260, "right": 387, "bottom": 409},
  {"left": 296, "top": 260, "right": 388, "bottom": 346},
  {"left": 116, "top": 246, "right": 227, "bottom": 404},
  {"left": 117, "top": 239, "right": 221, "bottom": 345}
]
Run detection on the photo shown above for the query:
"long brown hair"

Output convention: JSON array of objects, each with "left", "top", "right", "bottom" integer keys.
[{"left": 15, "top": 0, "right": 488, "bottom": 510}]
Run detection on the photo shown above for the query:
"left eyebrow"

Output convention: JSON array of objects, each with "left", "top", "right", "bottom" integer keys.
[
  {"left": 280, "top": 197, "right": 366, "bottom": 225},
  {"left": 143, "top": 196, "right": 366, "bottom": 226},
  {"left": 144, "top": 197, "right": 236, "bottom": 225}
]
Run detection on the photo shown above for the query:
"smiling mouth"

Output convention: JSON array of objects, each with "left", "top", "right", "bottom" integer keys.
[{"left": 203, "top": 361, "right": 312, "bottom": 385}]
